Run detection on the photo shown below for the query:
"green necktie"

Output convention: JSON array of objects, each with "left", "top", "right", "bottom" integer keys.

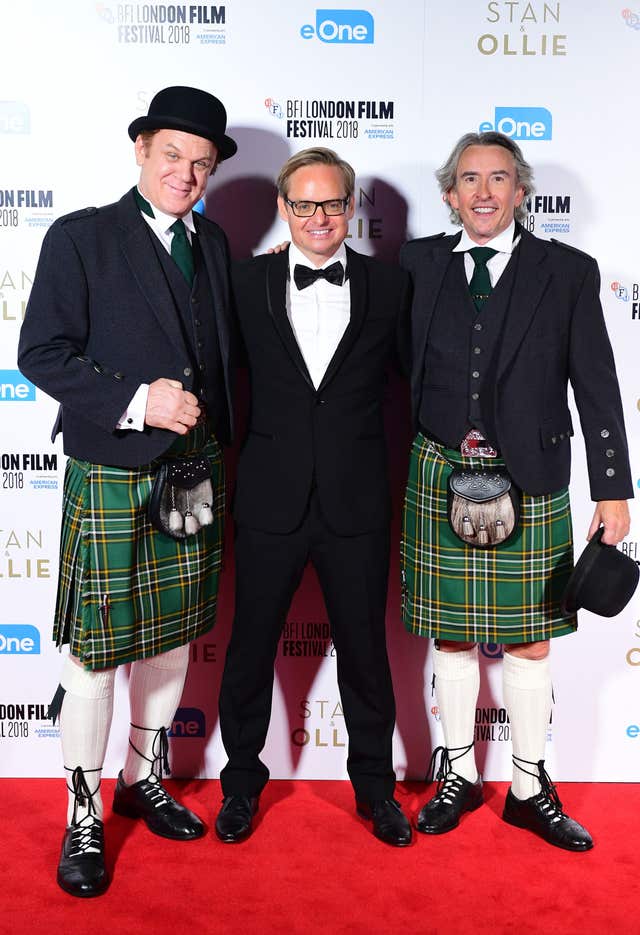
[
  {"left": 170, "top": 219, "right": 195, "bottom": 286},
  {"left": 468, "top": 246, "right": 498, "bottom": 311}
]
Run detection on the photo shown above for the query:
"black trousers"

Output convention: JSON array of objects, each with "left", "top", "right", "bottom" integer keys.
[{"left": 218, "top": 492, "right": 397, "bottom": 801}]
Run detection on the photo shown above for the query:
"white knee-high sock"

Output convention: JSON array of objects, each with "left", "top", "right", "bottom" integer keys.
[
  {"left": 432, "top": 645, "right": 480, "bottom": 782},
  {"left": 59, "top": 655, "right": 116, "bottom": 824},
  {"left": 502, "top": 652, "right": 552, "bottom": 799},
  {"left": 122, "top": 644, "right": 190, "bottom": 785}
]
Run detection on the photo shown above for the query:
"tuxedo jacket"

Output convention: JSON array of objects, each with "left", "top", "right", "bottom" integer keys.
[
  {"left": 400, "top": 227, "right": 633, "bottom": 500},
  {"left": 231, "top": 245, "right": 410, "bottom": 535},
  {"left": 18, "top": 188, "right": 234, "bottom": 467}
]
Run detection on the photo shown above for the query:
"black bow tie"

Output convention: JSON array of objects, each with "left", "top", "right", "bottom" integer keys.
[{"left": 293, "top": 261, "right": 344, "bottom": 290}]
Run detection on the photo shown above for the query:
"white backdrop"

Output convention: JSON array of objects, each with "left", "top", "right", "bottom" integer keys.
[{"left": 1, "top": 0, "right": 638, "bottom": 782}]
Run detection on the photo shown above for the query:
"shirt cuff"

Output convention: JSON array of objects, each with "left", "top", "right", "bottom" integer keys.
[{"left": 116, "top": 383, "right": 149, "bottom": 431}]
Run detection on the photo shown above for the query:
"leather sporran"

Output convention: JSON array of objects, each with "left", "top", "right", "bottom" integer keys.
[
  {"left": 148, "top": 455, "right": 215, "bottom": 540},
  {"left": 447, "top": 468, "right": 520, "bottom": 548}
]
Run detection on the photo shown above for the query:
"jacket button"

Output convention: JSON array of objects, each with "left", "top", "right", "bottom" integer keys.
[
  {"left": 474, "top": 323, "right": 482, "bottom": 331},
  {"left": 606, "top": 468, "right": 615, "bottom": 477},
  {"left": 199, "top": 363, "right": 206, "bottom": 371},
  {"left": 183, "top": 367, "right": 192, "bottom": 377},
  {"left": 600, "top": 429, "right": 610, "bottom": 438},
  {"left": 473, "top": 347, "right": 482, "bottom": 355},
  {"left": 317, "top": 398, "right": 326, "bottom": 405},
  {"left": 472, "top": 371, "right": 480, "bottom": 379},
  {"left": 471, "top": 392, "right": 479, "bottom": 401},
  {"left": 559, "top": 433, "right": 564, "bottom": 440},
  {"left": 551, "top": 436, "right": 557, "bottom": 444},
  {"left": 606, "top": 448, "right": 614, "bottom": 458},
  {"left": 93, "top": 363, "right": 103, "bottom": 374},
  {"left": 113, "top": 372, "right": 124, "bottom": 381}
]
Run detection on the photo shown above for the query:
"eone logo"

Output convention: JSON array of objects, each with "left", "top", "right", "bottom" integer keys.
[
  {"left": 300, "top": 9, "right": 374, "bottom": 43},
  {"left": 169, "top": 706, "right": 205, "bottom": 737},
  {"left": 0, "top": 625, "right": 41, "bottom": 655},
  {"left": 480, "top": 106, "right": 552, "bottom": 140},
  {"left": 0, "top": 371, "right": 36, "bottom": 402}
]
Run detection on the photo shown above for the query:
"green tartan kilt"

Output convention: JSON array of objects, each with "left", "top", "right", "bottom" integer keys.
[
  {"left": 54, "top": 425, "right": 225, "bottom": 670},
  {"left": 401, "top": 433, "right": 578, "bottom": 644}
]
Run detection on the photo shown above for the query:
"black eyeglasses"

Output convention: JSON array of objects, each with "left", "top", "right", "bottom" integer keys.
[{"left": 284, "top": 197, "right": 350, "bottom": 218}]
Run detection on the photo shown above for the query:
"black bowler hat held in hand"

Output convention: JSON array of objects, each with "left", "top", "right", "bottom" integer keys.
[
  {"left": 561, "top": 527, "right": 639, "bottom": 618},
  {"left": 128, "top": 86, "right": 237, "bottom": 160}
]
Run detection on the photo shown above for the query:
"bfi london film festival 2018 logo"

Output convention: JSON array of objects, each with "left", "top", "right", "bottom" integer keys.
[
  {"left": 264, "top": 76, "right": 394, "bottom": 141},
  {"left": 0, "top": 697, "right": 56, "bottom": 742},
  {"left": 622, "top": 8, "right": 640, "bottom": 30},
  {"left": 431, "top": 702, "right": 552, "bottom": 744},
  {"left": 0, "top": 450, "right": 59, "bottom": 495},
  {"left": 610, "top": 280, "right": 640, "bottom": 320},
  {"left": 95, "top": 2, "right": 227, "bottom": 45},
  {"left": 476, "top": 1, "right": 567, "bottom": 56},
  {"left": 0, "top": 188, "right": 54, "bottom": 231}
]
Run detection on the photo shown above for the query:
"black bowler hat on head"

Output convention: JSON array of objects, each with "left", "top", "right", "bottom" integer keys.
[
  {"left": 561, "top": 527, "right": 639, "bottom": 618},
  {"left": 128, "top": 85, "right": 237, "bottom": 160}
]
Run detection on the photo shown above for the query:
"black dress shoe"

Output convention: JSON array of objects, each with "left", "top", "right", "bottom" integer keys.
[
  {"left": 356, "top": 798, "right": 413, "bottom": 847},
  {"left": 57, "top": 816, "right": 110, "bottom": 898},
  {"left": 215, "top": 795, "right": 259, "bottom": 843},
  {"left": 416, "top": 773, "right": 483, "bottom": 834},
  {"left": 502, "top": 787, "right": 594, "bottom": 851},
  {"left": 112, "top": 770, "right": 205, "bottom": 840}
]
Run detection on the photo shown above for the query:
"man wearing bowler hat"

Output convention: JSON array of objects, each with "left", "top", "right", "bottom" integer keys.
[
  {"left": 401, "top": 131, "right": 633, "bottom": 851},
  {"left": 19, "top": 86, "right": 236, "bottom": 896}
]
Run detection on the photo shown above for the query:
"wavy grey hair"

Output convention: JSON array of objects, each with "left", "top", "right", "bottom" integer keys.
[{"left": 436, "top": 131, "right": 535, "bottom": 225}]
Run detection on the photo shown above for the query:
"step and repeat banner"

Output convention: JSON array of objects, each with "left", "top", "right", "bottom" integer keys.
[{"left": 1, "top": 1, "right": 638, "bottom": 781}]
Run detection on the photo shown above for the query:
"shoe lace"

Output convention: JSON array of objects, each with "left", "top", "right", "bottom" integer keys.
[
  {"left": 68, "top": 815, "right": 103, "bottom": 857},
  {"left": 128, "top": 724, "right": 171, "bottom": 781},
  {"left": 141, "top": 774, "right": 175, "bottom": 809},
  {"left": 512, "top": 756, "right": 566, "bottom": 822},
  {"left": 65, "top": 765, "right": 101, "bottom": 826},
  {"left": 426, "top": 744, "right": 475, "bottom": 802}
]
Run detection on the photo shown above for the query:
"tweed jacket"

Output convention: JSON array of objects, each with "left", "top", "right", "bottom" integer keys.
[
  {"left": 400, "top": 228, "right": 633, "bottom": 500},
  {"left": 18, "top": 188, "right": 234, "bottom": 467}
]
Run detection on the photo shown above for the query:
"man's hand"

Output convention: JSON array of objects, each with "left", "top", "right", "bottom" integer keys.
[
  {"left": 145, "top": 378, "right": 200, "bottom": 435},
  {"left": 587, "top": 500, "right": 630, "bottom": 546},
  {"left": 266, "top": 240, "right": 290, "bottom": 254}
]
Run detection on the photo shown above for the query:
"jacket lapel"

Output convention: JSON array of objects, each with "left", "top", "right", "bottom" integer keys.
[
  {"left": 317, "top": 245, "right": 367, "bottom": 393},
  {"left": 410, "top": 235, "right": 459, "bottom": 409},
  {"left": 195, "top": 213, "right": 231, "bottom": 361},
  {"left": 266, "top": 248, "right": 315, "bottom": 389},
  {"left": 497, "top": 228, "right": 551, "bottom": 378},
  {"left": 117, "top": 189, "right": 187, "bottom": 351}
]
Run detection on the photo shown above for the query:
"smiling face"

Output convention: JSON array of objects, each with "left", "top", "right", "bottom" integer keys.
[
  {"left": 447, "top": 144, "right": 525, "bottom": 245},
  {"left": 277, "top": 164, "right": 354, "bottom": 266},
  {"left": 135, "top": 128, "right": 217, "bottom": 218}
]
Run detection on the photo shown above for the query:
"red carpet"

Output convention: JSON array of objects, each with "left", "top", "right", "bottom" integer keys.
[{"left": 1, "top": 779, "right": 637, "bottom": 934}]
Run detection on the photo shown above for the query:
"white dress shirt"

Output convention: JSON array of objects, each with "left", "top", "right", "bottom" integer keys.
[
  {"left": 453, "top": 220, "right": 521, "bottom": 287},
  {"left": 286, "top": 243, "right": 350, "bottom": 390},
  {"left": 116, "top": 192, "right": 197, "bottom": 430}
]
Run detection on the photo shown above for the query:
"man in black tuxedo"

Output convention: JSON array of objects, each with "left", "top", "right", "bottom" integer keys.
[
  {"left": 18, "top": 87, "right": 236, "bottom": 896},
  {"left": 216, "top": 147, "right": 412, "bottom": 847},
  {"left": 401, "top": 131, "right": 632, "bottom": 850}
]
